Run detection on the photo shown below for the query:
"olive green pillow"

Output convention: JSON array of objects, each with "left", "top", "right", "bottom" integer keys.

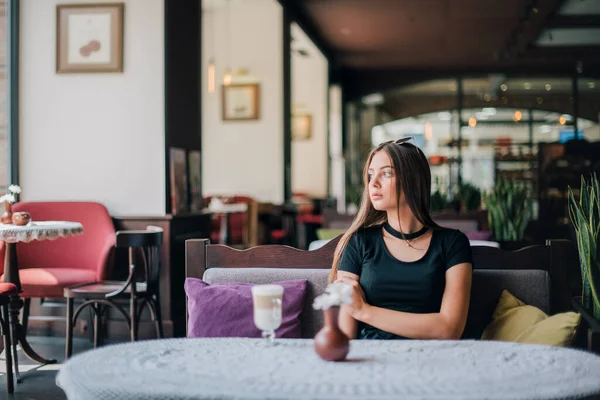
[
  {"left": 481, "top": 290, "right": 580, "bottom": 347},
  {"left": 316, "top": 229, "right": 346, "bottom": 241}
]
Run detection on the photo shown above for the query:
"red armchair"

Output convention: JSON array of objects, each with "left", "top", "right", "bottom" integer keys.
[{"left": 0, "top": 202, "right": 116, "bottom": 329}]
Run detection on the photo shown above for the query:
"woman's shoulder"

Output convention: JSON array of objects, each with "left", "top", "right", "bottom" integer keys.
[{"left": 346, "top": 225, "right": 382, "bottom": 247}]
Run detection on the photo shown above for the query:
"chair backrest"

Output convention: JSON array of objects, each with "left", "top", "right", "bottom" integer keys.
[
  {"left": 116, "top": 226, "right": 163, "bottom": 294},
  {"left": 185, "top": 236, "right": 575, "bottom": 340},
  {"left": 11, "top": 201, "right": 116, "bottom": 280}
]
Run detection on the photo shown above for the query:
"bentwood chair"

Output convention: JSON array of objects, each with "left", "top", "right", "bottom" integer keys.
[{"left": 64, "top": 226, "right": 163, "bottom": 358}]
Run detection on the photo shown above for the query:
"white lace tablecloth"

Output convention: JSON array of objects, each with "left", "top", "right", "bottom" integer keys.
[
  {"left": 56, "top": 338, "right": 600, "bottom": 400},
  {"left": 0, "top": 221, "right": 84, "bottom": 243},
  {"left": 204, "top": 202, "right": 248, "bottom": 214}
]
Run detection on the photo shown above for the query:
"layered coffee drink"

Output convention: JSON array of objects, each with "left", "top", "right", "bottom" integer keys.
[{"left": 251, "top": 284, "right": 283, "bottom": 337}]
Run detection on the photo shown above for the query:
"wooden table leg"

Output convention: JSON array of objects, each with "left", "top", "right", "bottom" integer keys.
[
  {"left": 2, "top": 242, "right": 56, "bottom": 383},
  {"left": 219, "top": 213, "right": 229, "bottom": 245}
]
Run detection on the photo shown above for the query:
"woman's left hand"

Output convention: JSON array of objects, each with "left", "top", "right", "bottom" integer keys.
[{"left": 335, "top": 277, "right": 369, "bottom": 320}]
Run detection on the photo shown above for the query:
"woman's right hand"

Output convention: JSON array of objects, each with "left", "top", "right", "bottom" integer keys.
[{"left": 335, "top": 271, "right": 361, "bottom": 339}]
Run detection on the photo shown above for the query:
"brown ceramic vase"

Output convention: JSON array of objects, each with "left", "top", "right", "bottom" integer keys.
[
  {"left": 12, "top": 211, "right": 31, "bottom": 226},
  {"left": 314, "top": 306, "right": 350, "bottom": 362},
  {"left": 1, "top": 201, "right": 12, "bottom": 224}
]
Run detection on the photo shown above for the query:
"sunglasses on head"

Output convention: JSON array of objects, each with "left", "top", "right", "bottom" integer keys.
[{"left": 382, "top": 137, "right": 415, "bottom": 146}]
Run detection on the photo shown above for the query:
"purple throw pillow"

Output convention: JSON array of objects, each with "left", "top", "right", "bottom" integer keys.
[
  {"left": 184, "top": 278, "right": 308, "bottom": 339},
  {"left": 465, "top": 231, "right": 492, "bottom": 241}
]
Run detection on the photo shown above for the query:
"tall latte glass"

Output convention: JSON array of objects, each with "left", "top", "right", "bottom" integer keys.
[{"left": 251, "top": 284, "right": 283, "bottom": 344}]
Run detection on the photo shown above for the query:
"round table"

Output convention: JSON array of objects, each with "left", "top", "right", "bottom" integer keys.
[
  {"left": 56, "top": 338, "right": 600, "bottom": 400},
  {"left": 0, "top": 221, "right": 84, "bottom": 376}
]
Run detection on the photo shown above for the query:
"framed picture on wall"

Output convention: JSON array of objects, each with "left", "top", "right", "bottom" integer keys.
[
  {"left": 169, "top": 147, "right": 188, "bottom": 215},
  {"left": 188, "top": 150, "right": 203, "bottom": 212},
  {"left": 292, "top": 114, "right": 312, "bottom": 140},
  {"left": 222, "top": 84, "right": 260, "bottom": 121},
  {"left": 56, "top": 3, "right": 124, "bottom": 73}
]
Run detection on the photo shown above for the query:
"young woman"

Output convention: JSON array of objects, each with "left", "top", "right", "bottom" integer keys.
[{"left": 332, "top": 138, "right": 472, "bottom": 340}]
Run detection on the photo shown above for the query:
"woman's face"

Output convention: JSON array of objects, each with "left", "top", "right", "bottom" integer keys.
[{"left": 368, "top": 150, "right": 400, "bottom": 211}]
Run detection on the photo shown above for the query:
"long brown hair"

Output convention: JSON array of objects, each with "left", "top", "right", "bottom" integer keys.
[{"left": 328, "top": 140, "right": 440, "bottom": 282}]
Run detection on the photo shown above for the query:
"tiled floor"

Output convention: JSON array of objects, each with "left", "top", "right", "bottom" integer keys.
[{"left": 0, "top": 336, "right": 122, "bottom": 399}]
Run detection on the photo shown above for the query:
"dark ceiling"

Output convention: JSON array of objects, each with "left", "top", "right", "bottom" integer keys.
[{"left": 293, "top": 0, "right": 600, "bottom": 98}]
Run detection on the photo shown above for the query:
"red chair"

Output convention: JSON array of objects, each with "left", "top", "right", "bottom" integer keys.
[
  {"left": 0, "top": 282, "right": 18, "bottom": 393},
  {"left": 0, "top": 202, "right": 116, "bottom": 331}
]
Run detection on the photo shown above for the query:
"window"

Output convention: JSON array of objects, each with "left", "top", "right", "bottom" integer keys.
[{"left": 0, "top": 0, "right": 10, "bottom": 193}]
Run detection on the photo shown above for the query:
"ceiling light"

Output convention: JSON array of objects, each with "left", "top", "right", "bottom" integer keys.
[
  {"left": 425, "top": 122, "right": 433, "bottom": 140},
  {"left": 589, "top": 82, "right": 596, "bottom": 89},
  {"left": 475, "top": 112, "right": 489, "bottom": 120},
  {"left": 501, "top": 84, "right": 508, "bottom": 92},
  {"left": 223, "top": 69, "right": 232, "bottom": 86},
  {"left": 437, "top": 111, "right": 452, "bottom": 121},
  {"left": 484, "top": 94, "right": 491, "bottom": 102},
  {"left": 208, "top": 59, "right": 215, "bottom": 94},
  {"left": 559, "top": 116, "right": 566, "bottom": 125},
  {"left": 513, "top": 110, "right": 523, "bottom": 122},
  {"left": 482, "top": 107, "right": 497, "bottom": 115},
  {"left": 362, "top": 93, "right": 384, "bottom": 106},
  {"left": 524, "top": 82, "right": 532, "bottom": 90},
  {"left": 545, "top": 84, "right": 552, "bottom": 91},
  {"left": 562, "top": 114, "right": 573, "bottom": 122},
  {"left": 468, "top": 117, "right": 477, "bottom": 127}
]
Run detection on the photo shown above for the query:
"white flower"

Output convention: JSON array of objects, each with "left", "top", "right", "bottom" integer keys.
[
  {"left": 312, "top": 282, "right": 353, "bottom": 310},
  {"left": 8, "top": 185, "right": 21, "bottom": 194},
  {"left": 0, "top": 194, "right": 15, "bottom": 204}
]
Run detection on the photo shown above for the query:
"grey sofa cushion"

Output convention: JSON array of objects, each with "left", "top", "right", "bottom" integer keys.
[
  {"left": 203, "top": 268, "right": 329, "bottom": 338},
  {"left": 462, "top": 269, "right": 550, "bottom": 339}
]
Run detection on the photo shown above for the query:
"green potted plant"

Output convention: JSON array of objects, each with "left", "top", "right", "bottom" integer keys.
[
  {"left": 568, "top": 174, "right": 600, "bottom": 323},
  {"left": 458, "top": 182, "right": 482, "bottom": 212},
  {"left": 430, "top": 189, "right": 449, "bottom": 213},
  {"left": 482, "top": 177, "right": 533, "bottom": 249}
]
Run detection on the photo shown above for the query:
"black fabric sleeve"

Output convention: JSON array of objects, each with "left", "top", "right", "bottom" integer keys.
[
  {"left": 445, "top": 230, "right": 473, "bottom": 270},
  {"left": 337, "top": 231, "right": 363, "bottom": 276}
]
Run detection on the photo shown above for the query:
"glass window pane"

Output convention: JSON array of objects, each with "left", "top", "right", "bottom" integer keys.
[{"left": 0, "top": 0, "right": 8, "bottom": 193}]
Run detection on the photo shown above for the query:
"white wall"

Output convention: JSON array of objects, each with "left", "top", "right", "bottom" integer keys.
[
  {"left": 291, "top": 23, "right": 328, "bottom": 198},
  {"left": 202, "top": 0, "right": 283, "bottom": 203},
  {"left": 20, "top": 0, "right": 165, "bottom": 216}
]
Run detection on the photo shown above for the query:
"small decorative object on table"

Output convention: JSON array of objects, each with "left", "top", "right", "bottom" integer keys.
[
  {"left": 0, "top": 185, "right": 21, "bottom": 224},
  {"left": 12, "top": 212, "right": 31, "bottom": 226},
  {"left": 312, "top": 282, "right": 352, "bottom": 361}
]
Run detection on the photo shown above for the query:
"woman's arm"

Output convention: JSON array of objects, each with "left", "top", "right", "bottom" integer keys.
[
  {"left": 336, "top": 270, "right": 360, "bottom": 339},
  {"left": 339, "top": 263, "right": 472, "bottom": 340}
]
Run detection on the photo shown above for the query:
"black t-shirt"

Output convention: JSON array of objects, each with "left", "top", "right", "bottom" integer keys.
[{"left": 338, "top": 226, "right": 472, "bottom": 340}]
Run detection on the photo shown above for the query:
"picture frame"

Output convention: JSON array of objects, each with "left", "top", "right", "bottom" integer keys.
[
  {"left": 188, "top": 150, "right": 203, "bottom": 212},
  {"left": 222, "top": 83, "right": 260, "bottom": 121},
  {"left": 169, "top": 147, "right": 188, "bottom": 215},
  {"left": 56, "top": 3, "right": 124, "bottom": 73},
  {"left": 292, "top": 114, "right": 312, "bottom": 140}
]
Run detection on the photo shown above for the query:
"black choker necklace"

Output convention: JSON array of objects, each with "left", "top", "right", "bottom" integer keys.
[{"left": 384, "top": 222, "right": 429, "bottom": 241}]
